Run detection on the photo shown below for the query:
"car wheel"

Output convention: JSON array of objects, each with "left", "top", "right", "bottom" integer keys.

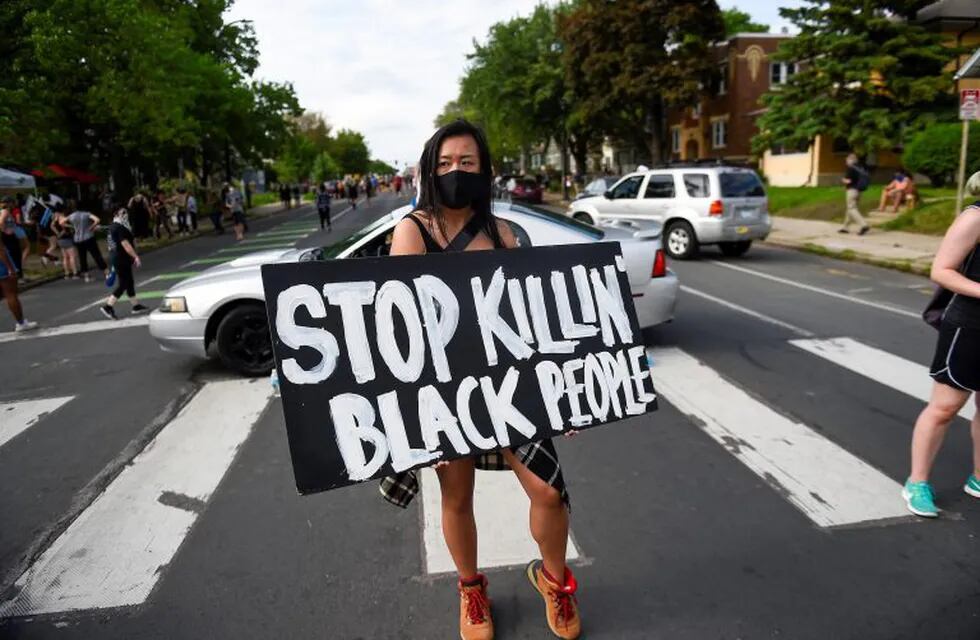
[
  {"left": 665, "top": 221, "right": 699, "bottom": 260},
  {"left": 573, "top": 212, "right": 594, "bottom": 225},
  {"left": 216, "top": 304, "right": 274, "bottom": 377},
  {"left": 719, "top": 240, "right": 752, "bottom": 257}
]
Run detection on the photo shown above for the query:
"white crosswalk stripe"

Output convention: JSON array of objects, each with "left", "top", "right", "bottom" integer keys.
[
  {"left": 0, "top": 396, "right": 74, "bottom": 451},
  {"left": 790, "top": 337, "right": 976, "bottom": 421},
  {"left": 0, "top": 378, "right": 272, "bottom": 617},
  {"left": 648, "top": 346, "right": 910, "bottom": 528},
  {"left": 420, "top": 468, "right": 580, "bottom": 575}
]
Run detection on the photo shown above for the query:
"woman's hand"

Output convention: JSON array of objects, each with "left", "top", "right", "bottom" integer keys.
[{"left": 564, "top": 429, "right": 580, "bottom": 439}]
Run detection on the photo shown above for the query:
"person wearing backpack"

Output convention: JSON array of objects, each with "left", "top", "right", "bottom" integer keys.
[
  {"left": 840, "top": 153, "right": 870, "bottom": 236},
  {"left": 315, "top": 184, "right": 332, "bottom": 230}
]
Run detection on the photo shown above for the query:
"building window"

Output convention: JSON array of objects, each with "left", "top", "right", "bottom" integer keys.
[
  {"left": 770, "top": 62, "right": 797, "bottom": 86},
  {"left": 691, "top": 103, "right": 701, "bottom": 119},
  {"left": 711, "top": 119, "right": 727, "bottom": 149},
  {"left": 671, "top": 127, "right": 681, "bottom": 153},
  {"left": 771, "top": 141, "right": 810, "bottom": 155},
  {"left": 718, "top": 63, "right": 728, "bottom": 95}
]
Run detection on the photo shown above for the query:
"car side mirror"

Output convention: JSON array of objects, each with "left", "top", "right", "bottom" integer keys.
[{"left": 603, "top": 190, "right": 613, "bottom": 199}]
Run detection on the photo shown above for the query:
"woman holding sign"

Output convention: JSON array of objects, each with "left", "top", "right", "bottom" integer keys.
[{"left": 381, "top": 120, "right": 581, "bottom": 640}]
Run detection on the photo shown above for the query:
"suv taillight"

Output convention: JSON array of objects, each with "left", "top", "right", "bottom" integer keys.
[
  {"left": 652, "top": 249, "right": 666, "bottom": 278},
  {"left": 709, "top": 200, "right": 724, "bottom": 216}
]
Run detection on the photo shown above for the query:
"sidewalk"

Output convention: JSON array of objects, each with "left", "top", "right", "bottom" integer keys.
[{"left": 766, "top": 216, "right": 939, "bottom": 275}]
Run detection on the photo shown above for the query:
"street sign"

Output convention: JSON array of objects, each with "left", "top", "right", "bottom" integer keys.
[
  {"left": 262, "top": 242, "right": 658, "bottom": 495},
  {"left": 960, "top": 89, "right": 980, "bottom": 120}
]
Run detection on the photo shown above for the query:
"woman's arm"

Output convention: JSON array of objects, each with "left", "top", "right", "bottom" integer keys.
[
  {"left": 931, "top": 209, "right": 980, "bottom": 298},
  {"left": 495, "top": 219, "right": 517, "bottom": 249},
  {"left": 389, "top": 216, "right": 427, "bottom": 256},
  {"left": 121, "top": 239, "right": 141, "bottom": 267},
  {"left": 88, "top": 213, "right": 100, "bottom": 232}
]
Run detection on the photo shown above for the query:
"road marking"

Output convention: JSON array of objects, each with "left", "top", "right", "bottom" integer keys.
[
  {"left": 707, "top": 260, "right": 921, "bottom": 319},
  {"left": 154, "top": 271, "right": 202, "bottom": 281},
  {"left": 216, "top": 243, "right": 295, "bottom": 254},
  {"left": 0, "top": 316, "right": 149, "bottom": 344},
  {"left": 681, "top": 285, "right": 814, "bottom": 337},
  {"left": 188, "top": 257, "right": 233, "bottom": 265},
  {"left": 0, "top": 396, "right": 73, "bottom": 450},
  {"left": 790, "top": 337, "right": 976, "bottom": 421},
  {"left": 648, "top": 347, "right": 910, "bottom": 528},
  {"left": 420, "top": 468, "right": 580, "bottom": 574},
  {"left": 251, "top": 231, "right": 312, "bottom": 240},
  {"left": 0, "top": 378, "right": 272, "bottom": 617}
]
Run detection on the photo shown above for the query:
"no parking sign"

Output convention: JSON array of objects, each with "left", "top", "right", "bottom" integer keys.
[{"left": 961, "top": 89, "right": 980, "bottom": 120}]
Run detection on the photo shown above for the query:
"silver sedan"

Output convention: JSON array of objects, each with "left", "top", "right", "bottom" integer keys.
[{"left": 149, "top": 202, "right": 680, "bottom": 376}]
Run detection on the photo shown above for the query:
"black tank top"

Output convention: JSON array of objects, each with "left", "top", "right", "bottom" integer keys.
[
  {"left": 944, "top": 204, "right": 980, "bottom": 330},
  {"left": 405, "top": 213, "right": 503, "bottom": 253}
]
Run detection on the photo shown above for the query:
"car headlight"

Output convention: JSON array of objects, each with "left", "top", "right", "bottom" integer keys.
[{"left": 159, "top": 296, "right": 188, "bottom": 313}]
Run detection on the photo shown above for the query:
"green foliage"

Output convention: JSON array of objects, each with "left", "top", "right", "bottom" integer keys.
[
  {"left": 559, "top": 0, "right": 726, "bottom": 164},
  {"left": 312, "top": 152, "right": 342, "bottom": 183},
  {"left": 0, "top": 0, "right": 300, "bottom": 194},
  {"left": 722, "top": 7, "right": 770, "bottom": 36},
  {"left": 369, "top": 160, "right": 397, "bottom": 175},
  {"left": 754, "top": 0, "right": 960, "bottom": 157},
  {"left": 331, "top": 130, "right": 371, "bottom": 175},
  {"left": 902, "top": 122, "right": 980, "bottom": 186}
]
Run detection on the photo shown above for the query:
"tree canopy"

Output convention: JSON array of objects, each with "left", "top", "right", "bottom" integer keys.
[
  {"left": 754, "top": 0, "right": 959, "bottom": 156},
  {"left": 721, "top": 7, "right": 770, "bottom": 36}
]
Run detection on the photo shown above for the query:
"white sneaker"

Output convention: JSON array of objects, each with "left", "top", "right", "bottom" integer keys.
[{"left": 14, "top": 320, "right": 38, "bottom": 332}]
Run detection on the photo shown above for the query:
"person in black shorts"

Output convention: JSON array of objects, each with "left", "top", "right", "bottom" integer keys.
[
  {"left": 316, "top": 185, "right": 332, "bottom": 230},
  {"left": 101, "top": 208, "right": 148, "bottom": 319},
  {"left": 905, "top": 171, "right": 980, "bottom": 518}
]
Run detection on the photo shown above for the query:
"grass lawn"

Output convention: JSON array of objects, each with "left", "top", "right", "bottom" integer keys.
[{"left": 768, "top": 184, "right": 958, "bottom": 234}]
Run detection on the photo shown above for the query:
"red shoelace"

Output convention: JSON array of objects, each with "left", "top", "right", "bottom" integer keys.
[
  {"left": 461, "top": 585, "right": 489, "bottom": 624},
  {"left": 551, "top": 590, "right": 577, "bottom": 626}
]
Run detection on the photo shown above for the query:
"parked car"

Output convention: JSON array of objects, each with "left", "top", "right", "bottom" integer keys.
[
  {"left": 149, "top": 202, "right": 680, "bottom": 376},
  {"left": 497, "top": 175, "right": 543, "bottom": 204},
  {"left": 566, "top": 165, "right": 770, "bottom": 259},
  {"left": 574, "top": 176, "right": 620, "bottom": 201}
]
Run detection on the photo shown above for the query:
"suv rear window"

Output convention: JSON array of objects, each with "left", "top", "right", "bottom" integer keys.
[{"left": 719, "top": 172, "right": 766, "bottom": 198}]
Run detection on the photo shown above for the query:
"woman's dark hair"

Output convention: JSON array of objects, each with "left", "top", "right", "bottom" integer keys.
[{"left": 416, "top": 119, "right": 501, "bottom": 247}]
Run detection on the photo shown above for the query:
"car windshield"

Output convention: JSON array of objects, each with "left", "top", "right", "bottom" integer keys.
[
  {"left": 719, "top": 171, "right": 766, "bottom": 198},
  {"left": 506, "top": 203, "right": 604, "bottom": 240},
  {"left": 321, "top": 214, "right": 394, "bottom": 258}
]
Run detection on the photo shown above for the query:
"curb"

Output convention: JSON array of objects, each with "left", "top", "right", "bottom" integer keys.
[
  {"left": 18, "top": 202, "right": 307, "bottom": 292},
  {"left": 764, "top": 238, "right": 932, "bottom": 277}
]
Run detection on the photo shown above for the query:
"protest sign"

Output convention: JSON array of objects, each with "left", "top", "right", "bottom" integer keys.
[{"left": 262, "top": 242, "right": 658, "bottom": 495}]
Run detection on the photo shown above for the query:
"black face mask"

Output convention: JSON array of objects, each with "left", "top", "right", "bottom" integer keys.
[{"left": 437, "top": 170, "right": 490, "bottom": 209}]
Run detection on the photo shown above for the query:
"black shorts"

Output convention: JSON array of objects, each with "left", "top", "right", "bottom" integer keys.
[
  {"left": 232, "top": 211, "right": 247, "bottom": 225},
  {"left": 930, "top": 321, "right": 980, "bottom": 392}
]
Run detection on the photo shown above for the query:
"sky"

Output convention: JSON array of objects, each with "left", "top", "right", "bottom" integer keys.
[{"left": 226, "top": 0, "right": 807, "bottom": 170}]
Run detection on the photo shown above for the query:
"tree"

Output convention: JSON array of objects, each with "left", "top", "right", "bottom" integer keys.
[
  {"left": 369, "top": 160, "right": 397, "bottom": 175},
  {"left": 312, "top": 151, "right": 342, "bottom": 183},
  {"left": 721, "top": 8, "right": 770, "bottom": 36},
  {"left": 753, "top": 0, "right": 959, "bottom": 157},
  {"left": 559, "top": 0, "right": 726, "bottom": 165},
  {"left": 332, "top": 129, "right": 370, "bottom": 175},
  {"left": 903, "top": 122, "right": 980, "bottom": 186}
]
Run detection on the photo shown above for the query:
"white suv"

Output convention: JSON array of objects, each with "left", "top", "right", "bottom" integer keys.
[{"left": 567, "top": 166, "right": 771, "bottom": 259}]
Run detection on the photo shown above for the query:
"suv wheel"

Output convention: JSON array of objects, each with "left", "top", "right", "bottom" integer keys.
[
  {"left": 719, "top": 240, "right": 752, "bottom": 257},
  {"left": 216, "top": 304, "right": 274, "bottom": 377},
  {"left": 665, "top": 221, "right": 699, "bottom": 260},
  {"left": 572, "top": 212, "right": 594, "bottom": 225}
]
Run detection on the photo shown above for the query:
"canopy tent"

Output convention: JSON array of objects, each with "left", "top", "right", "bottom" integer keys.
[
  {"left": 0, "top": 167, "right": 37, "bottom": 190},
  {"left": 31, "top": 164, "right": 101, "bottom": 184}
]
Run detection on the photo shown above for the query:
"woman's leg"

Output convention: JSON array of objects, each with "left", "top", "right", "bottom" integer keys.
[
  {"left": 972, "top": 394, "right": 980, "bottom": 479},
  {"left": 60, "top": 245, "right": 71, "bottom": 276},
  {"left": 68, "top": 247, "right": 79, "bottom": 275},
  {"left": 435, "top": 458, "right": 478, "bottom": 579},
  {"left": 501, "top": 449, "right": 569, "bottom": 581},
  {"left": 910, "top": 382, "right": 972, "bottom": 482},
  {"left": 0, "top": 278, "right": 24, "bottom": 323},
  {"left": 77, "top": 241, "right": 89, "bottom": 274}
]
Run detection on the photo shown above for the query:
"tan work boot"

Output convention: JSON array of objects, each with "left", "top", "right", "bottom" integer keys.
[
  {"left": 526, "top": 560, "right": 581, "bottom": 639},
  {"left": 458, "top": 573, "right": 493, "bottom": 640}
]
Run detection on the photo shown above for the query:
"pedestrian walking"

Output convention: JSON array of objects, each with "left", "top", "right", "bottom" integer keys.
[
  {"left": 209, "top": 192, "right": 225, "bottom": 235},
  {"left": 316, "top": 184, "right": 332, "bottom": 230},
  {"left": 292, "top": 184, "right": 301, "bottom": 208},
  {"left": 100, "top": 208, "right": 148, "bottom": 319},
  {"left": 173, "top": 188, "right": 190, "bottom": 234},
  {"left": 225, "top": 183, "right": 247, "bottom": 241},
  {"left": 0, "top": 242, "right": 37, "bottom": 332},
  {"left": 904, "top": 170, "right": 980, "bottom": 518},
  {"left": 151, "top": 190, "right": 174, "bottom": 240},
  {"left": 186, "top": 189, "right": 198, "bottom": 231},
  {"left": 51, "top": 206, "right": 80, "bottom": 279},
  {"left": 382, "top": 119, "right": 581, "bottom": 640},
  {"left": 127, "top": 191, "right": 153, "bottom": 239},
  {"left": 348, "top": 177, "right": 358, "bottom": 209},
  {"left": 840, "top": 153, "right": 870, "bottom": 235},
  {"left": 0, "top": 197, "right": 24, "bottom": 278},
  {"left": 68, "top": 206, "right": 108, "bottom": 282},
  {"left": 280, "top": 184, "right": 290, "bottom": 209},
  {"left": 35, "top": 199, "right": 60, "bottom": 265}
]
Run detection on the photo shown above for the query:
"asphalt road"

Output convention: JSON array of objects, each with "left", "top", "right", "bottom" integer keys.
[{"left": 1, "top": 201, "right": 977, "bottom": 640}]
